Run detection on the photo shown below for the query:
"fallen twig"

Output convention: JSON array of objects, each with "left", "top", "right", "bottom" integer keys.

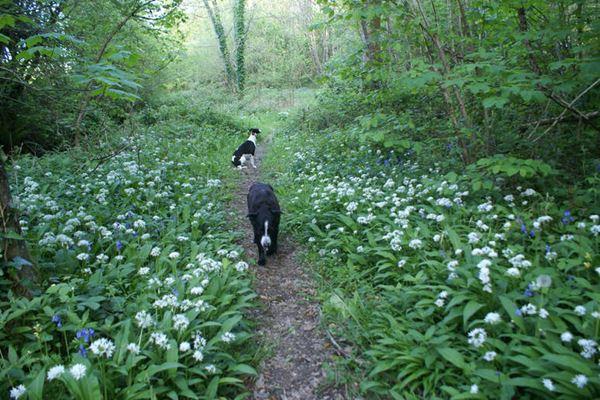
[{"left": 324, "top": 328, "right": 351, "bottom": 358}]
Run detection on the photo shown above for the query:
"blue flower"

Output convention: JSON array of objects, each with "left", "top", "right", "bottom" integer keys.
[
  {"left": 524, "top": 287, "right": 534, "bottom": 297},
  {"left": 78, "top": 344, "right": 87, "bottom": 358},
  {"left": 116, "top": 240, "right": 123, "bottom": 252},
  {"left": 515, "top": 309, "right": 523, "bottom": 317},
  {"left": 76, "top": 327, "right": 95, "bottom": 343},
  {"left": 52, "top": 314, "right": 62, "bottom": 328},
  {"left": 561, "top": 210, "right": 575, "bottom": 224},
  {"left": 529, "top": 230, "right": 535, "bottom": 238},
  {"left": 520, "top": 223, "right": 527, "bottom": 234},
  {"left": 545, "top": 244, "right": 551, "bottom": 254}
]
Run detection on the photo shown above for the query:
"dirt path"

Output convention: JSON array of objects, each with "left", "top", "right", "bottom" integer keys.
[{"left": 229, "top": 140, "right": 346, "bottom": 400}]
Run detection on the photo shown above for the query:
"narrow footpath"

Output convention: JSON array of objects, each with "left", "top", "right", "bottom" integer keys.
[{"left": 229, "top": 136, "right": 346, "bottom": 400}]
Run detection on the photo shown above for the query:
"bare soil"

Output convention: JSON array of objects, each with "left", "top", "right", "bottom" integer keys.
[{"left": 229, "top": 143, "right": 347, "bottom": 400}]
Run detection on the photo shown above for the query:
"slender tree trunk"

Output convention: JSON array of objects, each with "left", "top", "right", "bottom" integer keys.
[
  {"left": 0, "top": 157, "right": 38, "bottom": 297},
  {"left": 456, "top": 0, "right": 470, "bottom": 37},
  {"left": 203, "top": 0, "right": 235, "bottom": 90},
  {"left": 233, "top": 0, "right": 246, "bottom": 95},
  {"left": 358, "top": 0, "right": 382, "bottom": 65},
  {"left": 416, "top": 1, "right": 470, "bottom": 126},
  {"left": 517, "top": 7, "right": 541, "bottom": 75}
]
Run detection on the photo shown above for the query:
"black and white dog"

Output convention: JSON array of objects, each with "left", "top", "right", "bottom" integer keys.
[
  {"left": 247, "top": 182, "right": 281, "bottom": 266},
  {"left": 232, "top": 128, "right": 260, "bottom": 169}
]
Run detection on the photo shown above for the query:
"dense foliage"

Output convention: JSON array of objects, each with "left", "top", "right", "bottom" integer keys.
[
  {"left": 1, "top": 0, "right": 184, "bottom": 150},
  {"left": 266, "top": 120, "right": 600, "bottom": 399},
  {"left": 314, "top": 0, "right": 599, "bottom": 176},
  {"left": 1, "top": 95, "right": 258, "bottom": 399}
]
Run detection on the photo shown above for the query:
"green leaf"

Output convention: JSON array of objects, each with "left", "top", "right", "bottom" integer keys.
[
  {"left": 135, "top": 362, "right": 184, "bottom": 382},
  {"left": 463, "top": 301, "right": 483, "bottom": 330},
  {"left": 206, "top": 376, "right": 219, "bottom": 400},
  {"left": 230, "top": 363, "right": 257, "bottom": 376},
  {"left": 27, "top": 368, "right": 46, "bottom": 400},
  {"left": 482, "top": 96, "right": 509, "bottom": 109},
  {"left": 437, "top": 347, "right": 466, "bottom": 370},
  {"left": 542, "top": 354, "right": 593, "bottom": 375},
  {"left": 499, "top": 295, "right": 525, "bottom": 331},
  {"left": 2, "top": 230, "right": 24, "bottom": 240}
]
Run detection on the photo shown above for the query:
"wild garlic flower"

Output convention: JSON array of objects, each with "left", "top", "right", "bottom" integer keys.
[
  {"left": 221, "top": 332, "right": 236, "bottom": 343},
  {"left": 135, "top": 310, "right": 154, "bottom": 328},
  {"left": 560, "top": 331, "right": 573, "bottom": 343},
  {"left": 126, "top": 343, "right": 140, "bottom": 355},
  {"left": 149, "top": 332, "right": 171, "bottom": 350},
  {"left": 69, "top": 364, "right": 87, "bottom": 380},
  {"left": 577, "top": 339, "right": 597, "bottom": 359},
  {"left": 542, "top": 378, "right": 555, "bottom": 391},
  {"left": 47, "top": 365, "right": 65, "bottom": 381},
  {"left": 571, "top": 374, "right": 588, "bottom": 389},
  {"left": 172, "top": 314, "right": 190, "bottom": 331},
  {"left": 467, "top": 328, "right": 487, "bottom": 348},
  {"left": 574, "top": 305, "right": 586, "bottom": 316},
  {"left": 484, "top": 312, "right": 501, "bottom": 325},
  {"left": 90, "top": 338, "right": 115, "bottom": 358},
  {"left": 179, "top": 341, "right": 191, "bottom": 352},
  {"left": 9, "top": 385, "right": 26, "bottom": 399}
]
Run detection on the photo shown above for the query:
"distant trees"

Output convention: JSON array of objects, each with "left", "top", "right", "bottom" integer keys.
[{"left": 202, "top": 0, "right": 247, "bottom": 95}]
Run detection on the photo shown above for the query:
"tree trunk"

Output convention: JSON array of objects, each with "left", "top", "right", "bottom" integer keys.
[
  {"left": 233, "top": 0, "right": 246, "bottom": 95},
  {"left": 517, "top": 7, "right": 541, "bottom": 75},
  {"left": 358, "top": 0, "right": 382, "bottom": 65},
  {"left": 203, "top": 0, "right": 235, "bottom": 90},
  {"left": 0, "top": 157, "right": 38, "bottom": 297}
]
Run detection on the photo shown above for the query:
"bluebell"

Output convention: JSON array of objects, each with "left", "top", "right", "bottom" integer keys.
[
  {"left": 52, "top": 314, "right": 62, "bottom": 328},
  {"left": 78, "top": 344, "right": 87, "bottom": 358},
  {"left": 515, "top": 309, "right": 523, "bottom": 317},
  {"left": 76, "top": 327, "right": 95, "bottom": 343}
]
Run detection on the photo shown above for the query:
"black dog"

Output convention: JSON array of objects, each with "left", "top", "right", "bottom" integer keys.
[
  {"left": 232, "top": 128, "right": 260, "bottom": 168},
  {"left": 247, "top": 182, "right": 281, "bottom": 266}
]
